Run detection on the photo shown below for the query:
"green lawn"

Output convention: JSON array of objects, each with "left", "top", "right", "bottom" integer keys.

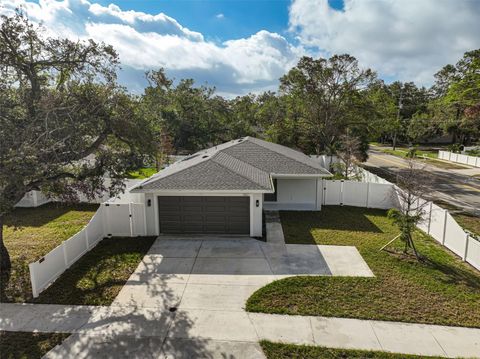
[
  {"left": 246, "top": 206, "right": 480, "bottom": 328},
  {"left": 1, "top": 203, "right": 98, "bottom": 302},
  {"left": 126, "top": 167, "right": 157, "bottom": 179},
  {"left": 34, "top": 236, "right": 156, "bottom": 305},
  {"left": 0, "top": 331, "right": 69, "bottom": 359},
  {"left": 453, "top": 212, "right": 480, "bottom": 237},
  {"left": 260, "top": 341, "right": 443, "bottom": 359}
]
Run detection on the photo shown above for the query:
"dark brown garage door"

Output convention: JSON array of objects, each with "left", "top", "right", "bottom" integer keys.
[{"left": 158, "top": 196, "right": 250, "bottom": 234}]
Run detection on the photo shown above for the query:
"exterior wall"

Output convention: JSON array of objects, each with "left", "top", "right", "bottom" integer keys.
[
  {"left": 250, "top": 193, "right": 263, "bottom": 237},
  {"left": 265, "top": 178, "right": 319, "bottom": 210},
  {"left": 142, "top": 191, "right": 262, "bottom": 237},
  {"left": 144, "top": 193, "right": 157, "bottom": 236}
]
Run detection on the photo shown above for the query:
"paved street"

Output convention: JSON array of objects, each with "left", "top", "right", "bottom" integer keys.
[{"left": 366, "top": 148, "right": 480, "bottom": 213}]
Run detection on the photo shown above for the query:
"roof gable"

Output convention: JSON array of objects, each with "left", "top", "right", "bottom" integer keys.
[{"left": 223, "top": 138, "right": 328, "bottom": 175}]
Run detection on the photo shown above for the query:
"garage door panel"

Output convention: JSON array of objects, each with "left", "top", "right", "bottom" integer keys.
[
  {"left": 158, "top": 196, "right": 249, "bottom": 234},
  {"left": 205, "top": 206, "right": 228, "bottom": 213}
]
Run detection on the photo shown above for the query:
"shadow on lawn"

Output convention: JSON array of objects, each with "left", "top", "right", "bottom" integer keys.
[
  {"left": 424, "top": 256, "right": 480, "bottom": 291},
  {"left": 4, "top": 202, "right": 99, "bottom": 228},
  {"left": 32, "top": 237, "right": 155, "bottom": 305}
]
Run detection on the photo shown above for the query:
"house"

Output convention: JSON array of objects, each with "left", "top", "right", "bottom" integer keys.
[{"left": 130, "top": 137, "right": 331, "bottom": 237}]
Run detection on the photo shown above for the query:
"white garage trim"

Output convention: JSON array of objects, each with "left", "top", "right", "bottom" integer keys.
[{"left": 147, "top": 191, "right": 263, "bottom": 237}]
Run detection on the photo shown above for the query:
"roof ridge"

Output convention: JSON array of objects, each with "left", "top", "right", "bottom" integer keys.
[
  {"left": 133, "top": 138, "right": 251, "bottom": 190},
  {"left": 244, "top": 137, "right": 324, "bottom": 172},
  {"left": 132, "top": 154, "right": 212, "bottom": 189},
  {"left": 212, "top": 151, "right": 272, "bottom": 190}
]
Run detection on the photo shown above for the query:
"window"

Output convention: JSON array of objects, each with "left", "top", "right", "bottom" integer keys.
[{"left": 264, "top": 179, "right": 277, "bottom": 202}]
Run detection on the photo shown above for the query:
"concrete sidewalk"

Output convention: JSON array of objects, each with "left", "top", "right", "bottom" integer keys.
[{"left": 1, "top": 303, "right": 479, "bottom": 358}]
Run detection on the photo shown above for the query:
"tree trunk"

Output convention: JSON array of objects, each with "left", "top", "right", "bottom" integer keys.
[
  {"left": 0, "top": 215, "right": 11, "bottom": 272},
  {"left": 392, "top": 132, "right": 397, "bottom": 151},
  {"left": 408, "top": 234, "right": 420, "bottom": 260}
]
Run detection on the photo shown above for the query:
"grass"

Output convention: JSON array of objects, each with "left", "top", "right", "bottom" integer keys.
[
  {"left": 246, "top": 206, "right": 480, "bottom": 328},
  {"left": 260, "top": 341, "right": 443, "bottom": 359},
  {"left": 126, "top": 167, "right": 157, "bottom": 179},
  {"left": 34, "top": 236, "right": 156, "bottom": 305},
  {"left": 453, "top": 213, "right": 480, "bottom": 237},
  {"left": 1, "top": 203, "right": 98, "bottom": 302},
  {"left": 0, "top": 331, "right": 69, "bottom": 359}
]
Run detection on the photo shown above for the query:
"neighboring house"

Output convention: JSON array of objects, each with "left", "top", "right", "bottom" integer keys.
[{"left": 130, "top": 137, "right": 332, "bottom": 237}]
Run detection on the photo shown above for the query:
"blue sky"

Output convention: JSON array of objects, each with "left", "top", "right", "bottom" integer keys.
[
  {"left": 2, "top": 0, "right": 479, "bottom": 96},
  {"left": 93, "top": 0, "right": 294, "bottom": 43}
]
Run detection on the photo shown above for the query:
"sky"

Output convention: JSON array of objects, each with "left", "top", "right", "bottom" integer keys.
[{"left": 1, "top": 0, "right": 479, "bottom": 97}]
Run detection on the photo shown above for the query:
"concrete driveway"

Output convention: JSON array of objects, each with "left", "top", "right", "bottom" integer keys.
[{"left": 112, "top": 236, "right": 373, "bottom": 312}]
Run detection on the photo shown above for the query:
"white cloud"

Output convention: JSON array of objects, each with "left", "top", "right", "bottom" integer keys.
[
  {"left": 0, "top": 0, "right": 303, "bottom": 96},
  {"left": 289, "top": 0, "right": 480, "bottom": 85},
  {"left": 215, "top": 13, "right": 224, "bottom": 19}
]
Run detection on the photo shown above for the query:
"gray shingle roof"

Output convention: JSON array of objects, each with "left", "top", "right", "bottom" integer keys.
[{"left": 132, "top": 137, "right": 331, "bottom": 192}]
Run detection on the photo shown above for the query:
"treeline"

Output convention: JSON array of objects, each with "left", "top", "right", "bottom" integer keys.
[{"left": 139, "top": 52, "right": 480, "bottom": 161}]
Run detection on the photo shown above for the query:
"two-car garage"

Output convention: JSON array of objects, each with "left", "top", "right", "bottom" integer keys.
[{"left": 158, "top": 196, "right": 250, "bottom": 234}]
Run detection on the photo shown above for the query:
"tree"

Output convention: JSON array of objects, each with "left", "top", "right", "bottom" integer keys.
[
  {"left": 0, "top": 12, "right": 155, "bottom": 271},
  {"left": 385, "top": 82, "right": 430, "bottom": 149},
  {"left": 386, "top": 160, "right": 432, "bottom": 260},
  {"left": 141, "top": 69, "right": 234, "bottom": 153},
  {"left": 367, "top": 80, "right": 398, "bottom": 144},
  {"left": 279, "top": 55, "right": 376, "bottom": 155},
  {"left": 431, "top": 49, "right": 480, "bottom": 144},
  {"left": 407, "top": 112, "right": 441, "bottom": 144},
  {"left": 335, "top": 133, "right": 363, "bottom": 178}
]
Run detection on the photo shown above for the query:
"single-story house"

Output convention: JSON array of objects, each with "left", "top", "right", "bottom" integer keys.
[{"left": 130, "top": 137, "right": 332, "bottom": 237}]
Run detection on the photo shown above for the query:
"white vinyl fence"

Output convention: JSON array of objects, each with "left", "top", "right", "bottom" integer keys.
[
  {"left": 438, "top": 150, "right": 480, "bottom": 167},
  {"left": 396, "top": 196, "right": 480, "bottom": 271},
  {"left": 323, "top": 180, "right": 395, "bottom": 209},
  {"left": 16, "top": 179, "right": 143, "bottom": 208},
  {"left": 29, "top": 202, "right": 147, "bottom": 298}
]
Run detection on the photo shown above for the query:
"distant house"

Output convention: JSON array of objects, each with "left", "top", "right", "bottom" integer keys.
[{"left": 130, "top": 137, "right": 331, "bottom": 237}]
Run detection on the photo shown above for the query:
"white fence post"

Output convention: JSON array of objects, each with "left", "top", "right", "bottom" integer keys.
[
  {"left": 366, "top": 182, "right": 370, "bottom": 208},
  {"left": 427, "top": 202, "right": 433, "bottom": 234},
  {"left": 29, "top": 263, "right": 39, "bottom": 298},
  {"left": 85, "top": 226, "right": 90, "bottom": 250},
  {"left": 340, "top": 180, "right": 344, "bottom": 205},
  {"left": 441, "top": 210, "right": 448, "bottom": 245},
  {"left": 62, "top": 242, "right": 69, "bottom": 268},
  {"left": 463, "top": 234, "right": 470, "bottom": 261},
  {"left": 322, "top": 179, "right": 326, "bottom": 205},
  {"left": 103, "top": 203, "right": 110, "bottom": 236},
  {"left": 129, "top": 203, "right": 134, "bottom": 237}
]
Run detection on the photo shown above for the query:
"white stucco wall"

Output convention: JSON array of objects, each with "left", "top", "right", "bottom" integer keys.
[
  {"left": 250, "top": 193, "right": 263, "bottom": 237},
  {"left": 141, "top": 192, "right": 263, "bottom": 237},
  {"left": 144, "top": 193, "right": 157, "bottom": 236}
]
